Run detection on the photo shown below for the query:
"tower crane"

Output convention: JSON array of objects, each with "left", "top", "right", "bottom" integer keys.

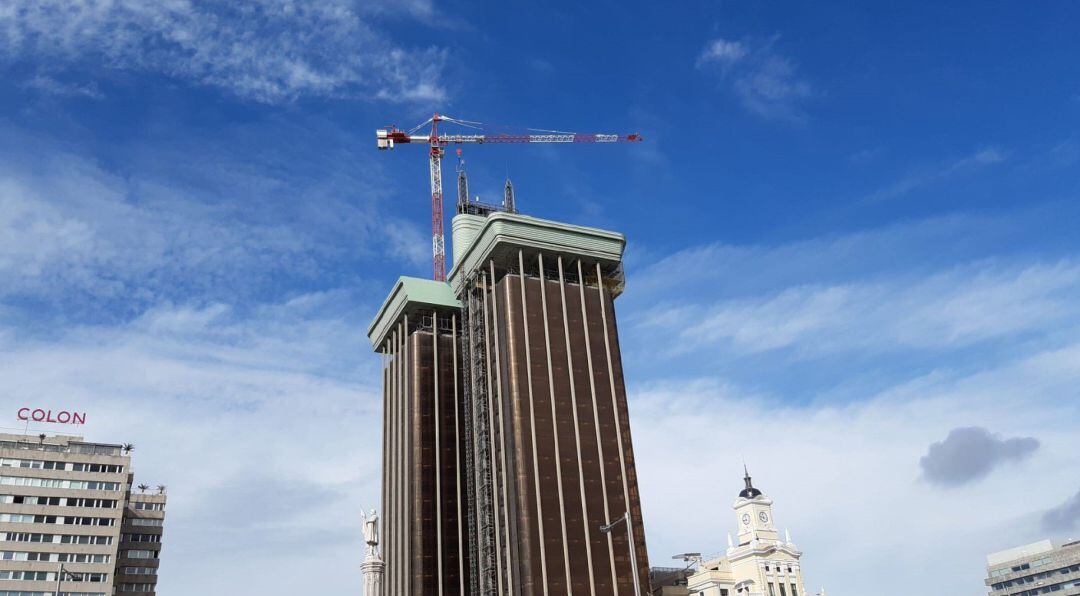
[{"left": 376, "top": 114, "right": 642, "bottom": 281}]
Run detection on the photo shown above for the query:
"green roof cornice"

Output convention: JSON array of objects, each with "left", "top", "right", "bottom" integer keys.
[{"left": 366, "top": 276, "right": 460, "bottom": 350}]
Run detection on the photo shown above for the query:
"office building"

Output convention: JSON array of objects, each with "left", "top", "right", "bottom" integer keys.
[
  {"left": 650, "top": 565, "right": 693, "bottom": 596},
  {"left": 368, "top": 208, "right": 651, "bottom": 595},
  {"left": 986, "top": 539, "right": 1080, "bottom": 596},
  {"left": 685, "top": 470, "right": 809, "bottom": 596},
  {"left": 0, "top": 432, "right": 166, "bottom": 595}
]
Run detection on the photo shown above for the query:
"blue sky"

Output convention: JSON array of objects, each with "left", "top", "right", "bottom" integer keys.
[{"left": 2, "top": 1, "right": 1079, "bottom": 594}]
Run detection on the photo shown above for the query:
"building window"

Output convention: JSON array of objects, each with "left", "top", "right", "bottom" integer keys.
[
  {"left": 129, "top": 518, "right": 164, "bottom": 527},
  {"left": 791, "top": 583, "right": 798, "bottom": 596},
  {"left": 0, "top": 475, "right": 121, "bottom": 491},
  {"left": 768, "top": 583, "right": 776, "bottom": 596}
]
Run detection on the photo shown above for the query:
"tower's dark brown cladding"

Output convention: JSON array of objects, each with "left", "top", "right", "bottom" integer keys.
[
  {"left": 379, "top": 307, "right": 471, "bottom": 596},
  {"left": 371, "top": 212, "right": 652, "bottom": 596},
  {"left": 465, "top": 250, "right": 650, "bottom": 595}
]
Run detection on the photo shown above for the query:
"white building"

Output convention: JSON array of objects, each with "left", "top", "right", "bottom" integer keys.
[{"left": 686, "top": 469, "right": 810, "bottom": 596}]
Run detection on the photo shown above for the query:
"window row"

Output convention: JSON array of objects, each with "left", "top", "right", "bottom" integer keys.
[
  {"left": 123, "top": 533, "right": 160, "bottom": 543},
  {"left": 0, "top": 495, "right": 117, "bottom": 508},
  {"left": 0, "top": 476, "right": 121, "bottom": 491},
  {"left": 0, "top": 591, "right": 105, "bottom": 596},
  {"left": 1008, "top": 578, "right": 1080, "bottom": 596},
  {"left": 128, "top": 518, "right": 163, "bottom": 527},
  {"left": 766, "top": 583, "right": 799, "bottom": 596},
  {"left": 0, "top": 514, "right": 115, "bottom": 526},
  {"left": 131, "top": 502, "right": 164, "bottom": 511},
  {"left": 124, "top": 549, "right": 159, "bottom": 560},
  {"left": 0, "top": 532, "right": 112, "bottom": 545},
  {"left": 0, "top": 459, "right": 123, "bottom": 474},
  {"left": 0, "top": 571, "right": 107, "bottom": 583},
  {"left": 992, "top": 564, "right": 1080, "bottom": 590},
  {"left": 120, "top": 584, "right": 155, "bottom": 592},
  {"left": 1, "top": 551, "right": 111, "bottom": 563},
  {"left": 121, "top": 567, "right": 157, "bottom": 575},
  {"left": 0, "top": 439, "right": 119, "bottom": 456}
]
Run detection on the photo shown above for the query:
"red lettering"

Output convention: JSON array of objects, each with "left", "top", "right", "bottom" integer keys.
[{"left": 17, "top": 407, "right": 88, "bottom": 425}]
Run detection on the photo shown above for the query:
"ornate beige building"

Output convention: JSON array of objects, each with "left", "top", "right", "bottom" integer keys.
[{"left": 685, "top": 470, "right": 809, "bottom": 596}]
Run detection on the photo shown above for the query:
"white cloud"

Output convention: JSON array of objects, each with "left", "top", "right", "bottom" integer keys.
[
  {"left": 697, "top": 35, "right": 812, "bottom": 122},
  {"left": 867, "top": 146, "right": 1007, "bottom": 202},
  {"left": 639, "top": 259, "right": 1080, "bottom": 357},
  {"left": 619, "top": 209, "right": 1080, "bottom": 594},
  {"left": 698, "top": 39, "right": 749, "bottom": 67},
  {"left": 0, "top": 296, "right": 380, "bottom": 595},
  {"left": 0, "top": 0, "right": 447, "bottom": 104},
  {"left": 20, "top": 74, "right": 104, "bottom": 99},
  {"left": 0, "top": 121, "right": 426, "bottom": 317},
  {"left": 632, "top": 342, "right": 1080, "bottom": 595}
]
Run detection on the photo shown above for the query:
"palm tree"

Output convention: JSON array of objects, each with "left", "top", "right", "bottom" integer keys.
[
  {"left": 137, "top": 484, "right": 149, "bottom": 494},
  {"left": 156, "top": 485, "right": 166, "bottom": 495},
  {"left": 122, "top": 443, "right": 134, "bottom": 454}
]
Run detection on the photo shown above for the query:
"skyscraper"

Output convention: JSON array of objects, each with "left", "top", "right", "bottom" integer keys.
[
  {"left": 368, "top": 209, "right": 650, "bottom": 595},
  {"left": 0, "top": 432, "right": 167, "bottom": 596}
]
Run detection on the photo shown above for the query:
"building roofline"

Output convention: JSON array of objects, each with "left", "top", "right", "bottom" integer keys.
[
  {"left": 447, "top": 212, "right": 626, "bottom": 295},
  {"left": 367, "top": 276, "right": 460, "bottom": 350}
]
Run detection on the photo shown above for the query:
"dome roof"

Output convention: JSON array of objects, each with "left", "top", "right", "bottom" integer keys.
[
  {"left": 740, "top": 466, "right": 763, "bottom": 499},
  {"left": 739, "top": 486, "right": 763, "bottom": 499}
]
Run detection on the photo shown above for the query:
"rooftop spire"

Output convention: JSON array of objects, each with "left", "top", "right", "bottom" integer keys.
[{"left": 503, "top": 177, "right": 516, "bottom": 213}]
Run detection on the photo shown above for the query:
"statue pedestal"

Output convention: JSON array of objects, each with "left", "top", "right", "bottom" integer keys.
[{"left": 361, "top": 555, "right": 385, "bottom": 596}]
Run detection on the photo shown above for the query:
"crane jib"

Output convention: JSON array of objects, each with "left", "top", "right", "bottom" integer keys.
[
  {"left": 433, "top": 133, "right": 639, "bottom": 144},
  {"left": 376, "top": 118, "right": 642, "bottom": 281}
]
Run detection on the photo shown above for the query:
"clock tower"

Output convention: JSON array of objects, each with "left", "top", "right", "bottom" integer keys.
[
  {"left": 734, "top": 467, "right": 780, "bottom": 547},
  {"left": 686, "top": 468, "right": 811, "bottom": 596}
]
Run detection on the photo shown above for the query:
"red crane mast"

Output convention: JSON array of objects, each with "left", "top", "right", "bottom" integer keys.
[{"left": 377, "top": 114, "right": 642, "bottom": 281}]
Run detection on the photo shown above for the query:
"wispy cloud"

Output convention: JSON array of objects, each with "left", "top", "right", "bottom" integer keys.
[
  {"left": 867, "top": 146, "right": 1006, "bottom": 202},
  {"left": 0, "top": 0, "right": 447, "bottom": 104},
  {"left": 0, "top": 120, "right": 425, "bottom": 323},
  {"left": 20, "top": 74, "right": 103, "bottom": 99},
  {"left": 697, "top": 35, "right": 812, "bottom": 122},
  {"left": 637, "top": 258, "right": 1080, "bottom": 358}
]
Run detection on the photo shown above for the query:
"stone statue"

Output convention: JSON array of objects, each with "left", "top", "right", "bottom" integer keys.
[
  {"left": 360, "top": 508, "right": 380, "bottom": 557},
  {"left": 360, "top": 508, "right": 384, "bottom": 596}
]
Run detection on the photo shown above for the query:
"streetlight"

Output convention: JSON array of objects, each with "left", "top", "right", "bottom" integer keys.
[
  {"left": 600, "top": 511, "right": 642, "bottom": 596},
  {"left": 55, "top": 563, "right": 80, "bottom": 596}
]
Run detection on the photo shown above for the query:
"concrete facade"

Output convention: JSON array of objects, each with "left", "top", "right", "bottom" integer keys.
[
  {"left": 986, "top": 539, "right": 1080, "bottom": 596},
  {"left": 0, "top": 432, "right": 166, "bottom": 596},
  {"left": 369, "top": 211, "right": 650, "bottom": 595}
]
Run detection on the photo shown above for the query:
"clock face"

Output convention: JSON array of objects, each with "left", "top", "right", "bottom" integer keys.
[
  {"left": 758, "top": 511, "right": 769, "bottom": 523},
  {"left": 742, "top": 514, "right": 751, "bottom": 525}
]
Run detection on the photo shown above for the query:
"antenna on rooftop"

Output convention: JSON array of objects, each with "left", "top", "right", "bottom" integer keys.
[{"left": 456, "top": 148, "right": 469, "bottom": 212}]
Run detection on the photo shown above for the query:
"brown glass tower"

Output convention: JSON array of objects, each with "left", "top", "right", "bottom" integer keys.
[{"left": 368, "top": 211, "right": 650, "bottom": 596}]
